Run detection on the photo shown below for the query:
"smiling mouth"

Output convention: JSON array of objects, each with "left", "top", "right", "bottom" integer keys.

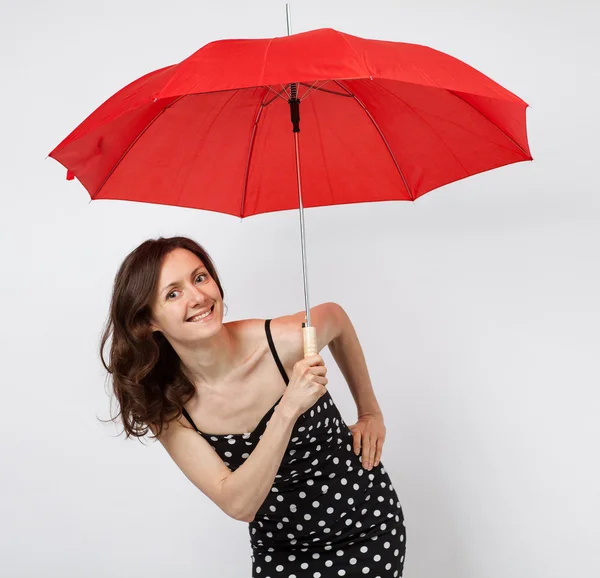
[{"left": 187, "top": 304, "right": 215, "bottom": 322}]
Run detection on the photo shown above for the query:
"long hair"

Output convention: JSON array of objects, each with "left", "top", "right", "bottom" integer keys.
[{"left": 99, "top": 236, "right": 225, "bottom": 441}]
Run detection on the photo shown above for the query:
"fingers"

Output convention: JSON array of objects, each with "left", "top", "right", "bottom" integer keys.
[
  {"left": 305, "top": 362, "right": 327, "bottom": 381},
  {"left": 360, "top": 433, "right": 374, "bottom": 470},
  {"left": 293, "top": 354, "right": 324, "bottom": 375},
  {"left": 307, "top": 366, "right": 327, "bottom": 377},
  {"left": 306, "top": 354, "right": 324, "bottom": 366},
  {"left": 367, "top": 435, "right": 377, "bottom": 469},
  {"left": 353, "top": 431, "right": 382, "bottom": 471},
  {"left": 373, "top": 437, "right": 383, "bottom": 468}
]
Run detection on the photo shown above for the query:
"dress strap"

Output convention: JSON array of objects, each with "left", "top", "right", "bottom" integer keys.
[
  {"left": 181, "top": 406, "right": 199, "bottom": 432},
  {"left": 181, "top": 320, "right": 288, "bottom": 433},
  {"left": 265, "top": 319, "right": 290, "bottom": 385}
]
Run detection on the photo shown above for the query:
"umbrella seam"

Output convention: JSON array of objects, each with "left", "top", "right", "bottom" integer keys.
[
  {"left": 333, "top": 80, "right": 414, "bottom": 200},
  {"left": 172, "top": 90, "right": 241, "bottom": 208},
  {"left": 422, "top": 108, "right": 525, "bottom": 156},
  {"left": 308, "top": 97, "right": 335, "bottom": 203},
  {"left": 372, "top": 80, "right": 471, "bottom": 179},
  {"left": 260, "top": 38, "right": 275, "bottom": 85},
  {"left": 241, "top": 88, "right": 270, "bottom": 217},
  {"left": 335, "top": 30, "right": 370, "bottom": 77},
  {"left": 447, "top": 90, "right": 531, "bottom": 158},
  {"left": 91, "top": 95, "right": 186, "bottom": 199}
]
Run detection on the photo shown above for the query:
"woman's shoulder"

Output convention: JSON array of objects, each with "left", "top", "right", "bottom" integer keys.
[
  {"left": 227, "top": 314, "right": 305, "bottom": 369},
  {"left": 230, "top": 302, "right": 342, "bottom": 366}
]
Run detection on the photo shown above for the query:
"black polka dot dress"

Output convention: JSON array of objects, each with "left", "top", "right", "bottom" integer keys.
[{"left": 182, "top": 319, "right": 406, "bottom": 577}]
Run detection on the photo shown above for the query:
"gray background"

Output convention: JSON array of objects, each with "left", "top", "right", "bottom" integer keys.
[{"left": 1, "top": 0, "right": 598, "bottom": 576}]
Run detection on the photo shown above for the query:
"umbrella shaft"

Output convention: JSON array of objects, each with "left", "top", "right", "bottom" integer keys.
[
  {"left": 286, "top": 3, "right": 292, "bottom": 35},
  {"left": 286, "top": 4, "right": 310, "bottom": 327},
  {"left": 294, "top": 131, "right": 312, "bottom": 328}
]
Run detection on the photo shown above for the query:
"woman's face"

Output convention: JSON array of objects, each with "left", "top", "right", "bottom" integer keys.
[{"left": 149, "top": 248, "right": 223, "bottom": 340}]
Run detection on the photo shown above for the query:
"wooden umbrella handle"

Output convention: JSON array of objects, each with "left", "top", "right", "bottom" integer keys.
[{"left": 303, "top": 325, "right": 317, "bottom": 358}]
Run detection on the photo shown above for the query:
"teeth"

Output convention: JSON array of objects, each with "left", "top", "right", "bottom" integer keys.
[{"left": 189, "top": 307, "right": 212, "bottom": 322}]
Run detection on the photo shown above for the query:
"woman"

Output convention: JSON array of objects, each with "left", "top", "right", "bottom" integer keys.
[{"left": 100, "top": 235, "right": 406, "bottom": 577}]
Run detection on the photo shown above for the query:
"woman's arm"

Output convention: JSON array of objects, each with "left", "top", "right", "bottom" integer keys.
[
  {"left": 222, "top": 401, "right": 299, "bottom": 522},
  {"left": 329, "top": 307, "right": 387, "bottom": 471},
  {"left": 328, "top": 306, "right": 382, "bottom": 418}
]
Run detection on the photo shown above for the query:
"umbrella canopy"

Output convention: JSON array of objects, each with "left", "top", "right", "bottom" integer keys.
[{"left": 49, "top": 27, "right": 532, "bottom": 217}]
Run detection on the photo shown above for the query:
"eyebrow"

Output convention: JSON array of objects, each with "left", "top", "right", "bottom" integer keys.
[{"left": 160, "top": 266, "right": 206, "bottom": 295}]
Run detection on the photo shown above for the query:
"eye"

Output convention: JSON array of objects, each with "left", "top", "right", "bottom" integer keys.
[{"left": 166, "top": 274, "right": 208, "bottom": 301}]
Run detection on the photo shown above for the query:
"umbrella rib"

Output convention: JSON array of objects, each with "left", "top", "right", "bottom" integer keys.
[
  {"left": 241, "top": 87, "right": 270, "bottom": 217},
  {"left": 448, "top": 90, "right": 531, "bottom": 158},
  {"left": 265, "top": 85, "right": 289, "bottom": 106},
  {"left": 299, "top": 80, "right": 337, "bottom": 100},
  {"left": 371, "top": 80, "right": 474, "bottom": 178},
  {"left": 90, "top": 95, "right": 187, "bottom": 199},
  {"left": 333, "top": 80, "right": 414, "bottom": 200},
  {"left": 299, "top": 81, "right": 353, "bottom": 98},
  {"left": 280, "top": 84, "right": 291, "bottom": 99},
  {"left": 299, "top": 80, "right": 321, "bottom": 101}
]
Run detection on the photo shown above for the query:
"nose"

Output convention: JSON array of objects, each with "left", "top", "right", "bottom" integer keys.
[{"left": 189, "top": 287, "right": 211, "bottom": 306}]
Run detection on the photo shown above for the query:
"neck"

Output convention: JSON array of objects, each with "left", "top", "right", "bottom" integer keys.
[{"left": 175, "top": 322, "right": 240, "bottom": 388}]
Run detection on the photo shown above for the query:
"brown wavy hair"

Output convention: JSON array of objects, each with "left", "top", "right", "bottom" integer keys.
[{"left": 99, "top": 236, "right": 226, "bottom": 441}]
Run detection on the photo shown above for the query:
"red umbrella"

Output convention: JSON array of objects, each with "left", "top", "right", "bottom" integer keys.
[{"left": 49, "top": 26, "right": 532, "bottom": 354}]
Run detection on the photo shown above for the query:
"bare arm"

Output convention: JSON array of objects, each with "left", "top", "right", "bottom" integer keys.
[
  {"left": 152, "top": 401, "right": 298, "bottom": 522},
  {"left": 328, "top": 306, "right": 382, "bottom": 418},
  {"left": 222, "top": 401, "right": 298, "bottom": 522}
]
